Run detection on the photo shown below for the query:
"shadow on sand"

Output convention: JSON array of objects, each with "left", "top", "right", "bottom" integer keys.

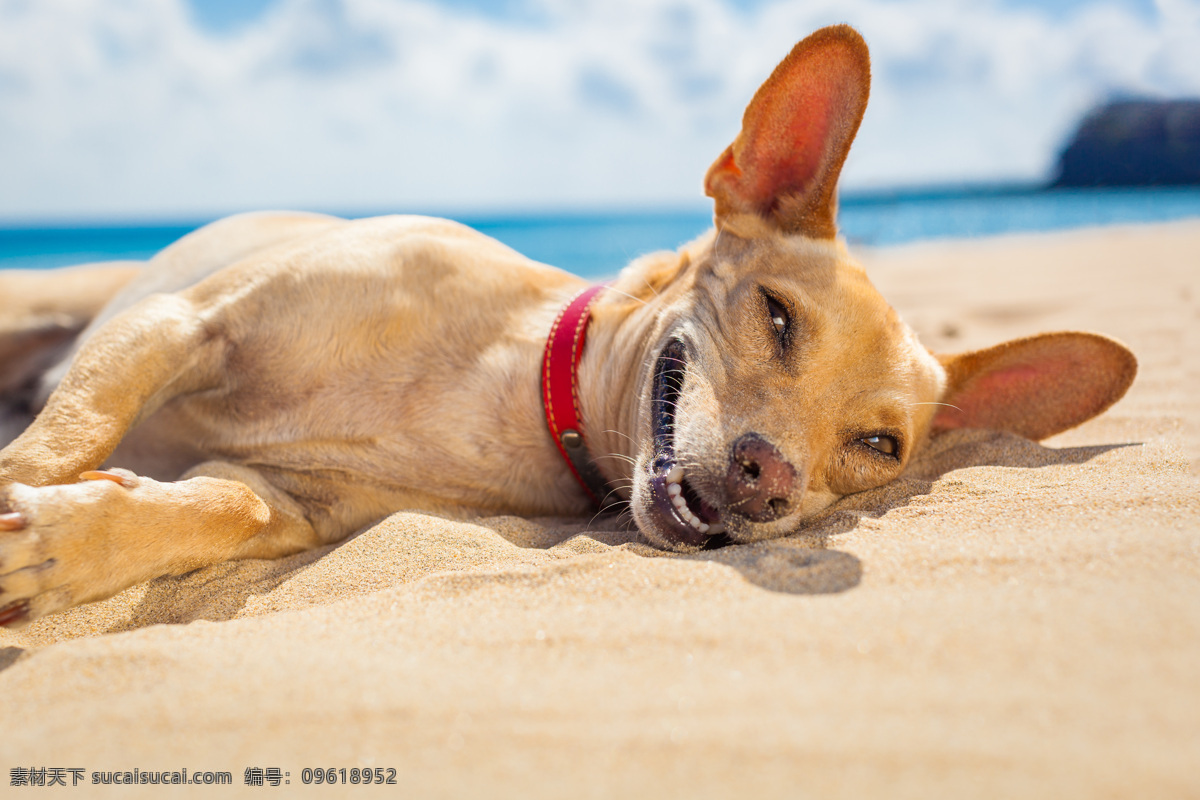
[
  {"left": 4, "top": 429, "right": 1138, "bottom": 651},
  {"left": 511, "top": 429, "right": 1137, "bottom": 598}
]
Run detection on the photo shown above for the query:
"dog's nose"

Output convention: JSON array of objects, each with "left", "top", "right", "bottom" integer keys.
[{"left": 725, "top": 433, "right": 797, "bottom": 522}]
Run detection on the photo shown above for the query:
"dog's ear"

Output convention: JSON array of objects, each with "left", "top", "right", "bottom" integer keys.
[
  {"left": 932, "top": 333, "right": 1137, "bottom": 441},
  {"left": 704, "top": 25, "right": 870, "bottom": 238}
]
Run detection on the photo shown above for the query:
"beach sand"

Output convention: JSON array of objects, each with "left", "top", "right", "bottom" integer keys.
[{"left": 2, "top": 220, "right": 1198, "bottom": 797}]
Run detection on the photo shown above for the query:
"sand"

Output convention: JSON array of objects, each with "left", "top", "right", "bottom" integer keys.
[{"left": 2, "top": 220, "right": 1198, "bottom": 798}]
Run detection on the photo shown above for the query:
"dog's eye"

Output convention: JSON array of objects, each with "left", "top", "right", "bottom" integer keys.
[
  {"left": 765, "top": 296, "right": 789, "bottom": 339},
  {"left": 862, "top": 435, "right": 898, "bottom": 457}
]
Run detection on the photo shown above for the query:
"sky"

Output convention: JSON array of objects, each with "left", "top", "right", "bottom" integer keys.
[{"left": 0, "top": 0, "right": 1196, "bottom": 222}]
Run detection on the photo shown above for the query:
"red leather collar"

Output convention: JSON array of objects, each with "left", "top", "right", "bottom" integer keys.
[{"left": 542, "top": 285, "right": 615, "bottom": 508}]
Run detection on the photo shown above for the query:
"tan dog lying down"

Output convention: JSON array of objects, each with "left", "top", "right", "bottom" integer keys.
[{"left": 0, "top": 26, "right": 1135, "bottom": 627}]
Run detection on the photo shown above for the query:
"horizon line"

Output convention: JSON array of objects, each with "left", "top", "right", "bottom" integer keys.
[{"left": 6, "top": 181, "right": 1200, "bottom": 231}]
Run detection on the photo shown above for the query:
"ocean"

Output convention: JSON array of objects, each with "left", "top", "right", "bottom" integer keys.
[{"left": 2, "top": 186, "right": 1199, "bottom": 281}]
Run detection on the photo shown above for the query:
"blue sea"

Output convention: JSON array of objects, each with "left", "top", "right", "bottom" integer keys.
[{"left": 2, "top": 186, "right": 1199, "bottom": 280}]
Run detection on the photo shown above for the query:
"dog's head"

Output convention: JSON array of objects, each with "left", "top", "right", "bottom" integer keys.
[{"left": 611, "top": 25, "right": 1136, "bottom": 550}]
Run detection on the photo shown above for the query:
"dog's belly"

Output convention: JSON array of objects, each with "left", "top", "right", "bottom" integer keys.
[
  {"left": 99, "top": 215, "right": 596, "bottom": 531},
  {"left": 109, "top": 374, "right": 592, "bottom": 537}
]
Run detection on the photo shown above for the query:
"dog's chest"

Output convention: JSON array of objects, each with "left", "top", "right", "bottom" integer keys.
[{"left": 113, "top": 295, "right": 593, "bottom": 517}]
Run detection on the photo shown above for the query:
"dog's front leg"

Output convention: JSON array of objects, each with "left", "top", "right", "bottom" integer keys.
[{"left": 0, "top": 461, "right": 319, "bottom": 627}]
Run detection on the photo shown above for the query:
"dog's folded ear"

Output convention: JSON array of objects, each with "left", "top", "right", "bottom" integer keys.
[
  {"left": 704, "top": 24, "right": 870, "bottom": 239},
  {"left": 932, "top": 332, "right": 1138, "bottom": 441}
]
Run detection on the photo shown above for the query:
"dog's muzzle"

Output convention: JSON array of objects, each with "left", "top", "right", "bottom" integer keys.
[{"left": 644, "top": 340, "right": 728, "bottom": 548}]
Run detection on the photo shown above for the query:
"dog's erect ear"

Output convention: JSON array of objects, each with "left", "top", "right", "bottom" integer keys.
[
  {"left": 932, "top": 333, "right": 1137, "bottom": 441},
  {"left": 704, "top": 25, "right": 870, "bottom": 238}
]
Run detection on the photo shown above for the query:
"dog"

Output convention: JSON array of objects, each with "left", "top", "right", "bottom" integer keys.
[{"left": 0, "top": 25, "right": 1135, "bottom": 627}]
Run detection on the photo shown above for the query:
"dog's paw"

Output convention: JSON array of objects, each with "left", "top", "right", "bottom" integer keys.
[{"left": 0, "top": 470, "right": 142, "bottom": 628}]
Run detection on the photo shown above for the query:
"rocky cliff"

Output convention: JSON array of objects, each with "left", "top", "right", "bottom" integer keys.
[{"left": 1053, "top": 99, "right": 1200, "bottom": 187}]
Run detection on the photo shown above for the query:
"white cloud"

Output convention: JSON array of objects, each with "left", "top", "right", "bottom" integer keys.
[{"left": 0, "top": 0, "right": 1196, "bottom": 220}]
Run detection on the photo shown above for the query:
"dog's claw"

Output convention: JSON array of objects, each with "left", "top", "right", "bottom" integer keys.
[
  {"left": 0, "top": 599, "right": 30, "bottom": 627},
  {"left": 79, "top": 469, "right": 137, "bottom": 489},
  {"left": 0, "top": 512, "right": 25, "bottom": 532}
]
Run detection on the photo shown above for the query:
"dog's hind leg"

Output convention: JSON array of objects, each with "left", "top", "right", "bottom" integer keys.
[
  {"left": 0, "top": 290, "right": 222, "bottom": 488},
  {"left": 0, "top": 461, "right": 320, "bottom": 626},
  {"left": 0, "top": 291, "right": 328, "bottom": 625},
  {"left": 0, "top": 262, "right": 142, "bottom": 445}
]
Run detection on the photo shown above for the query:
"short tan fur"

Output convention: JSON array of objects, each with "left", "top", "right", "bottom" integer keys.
[{"left": 0, "top": 26, "right": 1135, "bottom": 626}]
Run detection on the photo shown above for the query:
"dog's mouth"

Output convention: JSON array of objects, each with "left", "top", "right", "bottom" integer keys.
[{"left": 644, "top": 339, "right": 729, "bottom": 549}]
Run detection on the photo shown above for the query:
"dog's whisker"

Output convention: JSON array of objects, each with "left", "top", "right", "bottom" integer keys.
[
  {"left": 909, "top": 401, "right": 964, "bottom": 412},
  {"left": 601, "top": 286, "right": 649, "bottom": 307},
  {"left": 602, "top": 485, "right": 629, "bottom": 502},
  {"left": 603, "top": 429, "right": 637, "bottom": 446},
  {"left": 583, "top": 484, "right": 633, "bottom": 530},
  {"left": 596, "top": 453, "right": 637, "bottom": 466},
  {"left": 585, "top": 507, "right": 609, "bottom": 531}
]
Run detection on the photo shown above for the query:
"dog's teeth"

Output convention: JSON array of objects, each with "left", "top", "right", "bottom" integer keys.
[
  {"left": 708, "top": 522, "right": 726, "bottom": 535},
  {"left": 663, "top": 475, "right": 714, "bottom": 533}
]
